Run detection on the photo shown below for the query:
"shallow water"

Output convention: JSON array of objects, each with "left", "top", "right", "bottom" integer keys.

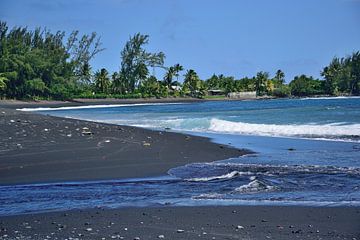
[{"left": 1, "top": 97, "right": 359, "bottom": 216}]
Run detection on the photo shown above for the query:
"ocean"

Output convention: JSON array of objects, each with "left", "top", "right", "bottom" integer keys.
[{"left": 1, "top": 97, "right": 360, "bottom": 215}]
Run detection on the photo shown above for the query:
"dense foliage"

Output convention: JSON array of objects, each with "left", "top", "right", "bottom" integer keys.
[
  {"left": 0, "top": 21, "right": 104, "bottom": 99},
  {"left": 0, "top": 21, "right": 359, "bottom": 99}
]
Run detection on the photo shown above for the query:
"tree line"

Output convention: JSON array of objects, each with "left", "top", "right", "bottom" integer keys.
[{"left": 0, "top": 21, "right": 359, "bottom": 100}]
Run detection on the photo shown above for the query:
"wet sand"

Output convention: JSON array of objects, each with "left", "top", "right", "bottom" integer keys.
[{"left": 0, "top": 99, "right": 359, "bottom": 239}]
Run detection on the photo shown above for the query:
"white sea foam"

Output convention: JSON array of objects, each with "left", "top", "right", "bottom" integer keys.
[
  {"left": 16, "top": 102, "right": 185, "bottom": 112},
  {"left": 208, "top": 118, "right": 360, "bottom": 139},
  {"left": 300, "top": 96, "right": 360, "bottom": 100},
  {"left": 235, "top": 179, "right": 277, "bottom": 193},
  {"left": 185, "top": 171, "right": 252, "bottom": 182}
]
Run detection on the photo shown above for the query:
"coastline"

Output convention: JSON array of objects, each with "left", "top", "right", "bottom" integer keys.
[
  {"left": 1, "top": 99, "right": 359, "bottom": 240},
  {"left": 0, "top": 102, "right": 247, "bottom": 185}
]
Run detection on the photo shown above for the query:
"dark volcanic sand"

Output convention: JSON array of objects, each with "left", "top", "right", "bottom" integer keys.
[
  {"left": 0, "top": 105, "right": 246, "bottom": 185},
  {"left": 1, "top": 206, "right": 359, "bottom": 240}
]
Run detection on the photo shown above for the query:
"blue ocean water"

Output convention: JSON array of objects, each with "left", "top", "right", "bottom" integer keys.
[{"left": 1, "top": 97, "right": 360, "bottom": 215}]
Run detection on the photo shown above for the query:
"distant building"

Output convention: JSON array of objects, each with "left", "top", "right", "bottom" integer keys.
[
  {"left": 171, "top": 85, "right": 181, "bottom": 91},
  {"left": 208, "top": 89, "right": 225, "bottom": 96},
  {"left": 228, "top": 91, "right": 257, "bottom": 99}
]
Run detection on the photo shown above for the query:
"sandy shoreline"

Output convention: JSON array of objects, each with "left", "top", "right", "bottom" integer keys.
[
  {"left": 0, "top": 101, "right": 246, "bottom": 185},
  {"left": 1, "top": 99, "right": 359, "bottom": 239}
]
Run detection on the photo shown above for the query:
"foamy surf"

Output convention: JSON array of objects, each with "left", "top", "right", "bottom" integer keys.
[
  {"left": 235, "top": 179, "right": 277, "bottom": 193},
  {"left": 209, "top": 119, "right": 360, "bottom": 141},
  {"left": 16, "top": 102, "right": 185, "bottom": 112},
  {"left": 185, "top": 171, "right": 253, "bottom": 182}
]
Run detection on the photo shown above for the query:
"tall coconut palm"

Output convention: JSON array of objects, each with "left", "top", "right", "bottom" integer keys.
[
  {"left": 95, "top": 68, "right": 110, "bottom": 93},
  {"left": 173, "top": 63, "right": 184, "bottom": 82},
  {"left": 163, "top": 66, "right": 175, "bottom": 87},
  {"left": 255, "top": 71, "right": 269, "bottom": 96},
  {"left": 184, "top": 69, "right": 200, "bottom": 96},
  {"left": 274, "top": 69, "right": 285, "bottom": 84}
]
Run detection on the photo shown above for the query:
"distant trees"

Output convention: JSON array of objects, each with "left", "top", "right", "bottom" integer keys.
[
  {"left": 0, "top": 21, "right": 359, "bottom": 100},
  {"left": 0, "top": 21, "right": 103, "bottom": 99},
  {"left": 289, "top": 75, "right": 324, "bottom": 97},
  {"left": 321, "top": 52, "right": 360, "bottom": 95},
  {"left": 116, "top": 33, "right": 165, "bottom": 93}
]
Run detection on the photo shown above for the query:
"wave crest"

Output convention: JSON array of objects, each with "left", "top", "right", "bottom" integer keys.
[{"left": 209, "top": 119, "right": 360, "bottom": 140}]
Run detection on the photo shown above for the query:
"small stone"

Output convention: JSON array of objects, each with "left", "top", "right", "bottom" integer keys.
[
  {"left": 44, "top": 128, "right": 49, "bottom": 132},
  {"left": 134, "top": 237, "right": 140, "bottom": 240},
  {"left": 124, "top": 227, "right": 128, "bottom": 231},
  {"left": 261, "top": 219, "right": 268, "bottom": 222},
  {"left": 158, "top": 235, "right": 165, "bottom": 239},
  {"left": 236, "top": 225, "right": 244, "bottom": 229},
  {"left": 177, "top": 229, "right": 184, "bottom": 233},
  {"left": 85, "top": 228, "right": 92, "bottom": 232},
  {"left": 105, "top": 140, "right": 111, "bottom": 143},
  {"left": 143, "top": 142, "right": 151, "bottom": 146}
]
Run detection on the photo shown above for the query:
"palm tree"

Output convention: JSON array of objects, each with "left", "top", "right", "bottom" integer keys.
[
  {"left": 184, "top": 69, "right": 200, "bottom": 96},
  {"left": 255, "top": 71, "right": 269, "bottom": 96},
  {"left": 173, "top": 63, "right": 184, "bottom": 82},
  {"left": 163, "top": 66, "right": 175, "bottom": 87},
  {"left": 95, "top": 68, "right": 110, "bottom": 93},
  {"left": 274, "top": 69, "right": 285, "bottom": 84}
]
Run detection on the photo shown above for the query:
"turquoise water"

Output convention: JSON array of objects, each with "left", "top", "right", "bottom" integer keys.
[
  {"left": 1, "top": 97, "right": 360, "bottom": 216},
  {"left": 24, "top": 97, "right": 360, "bottom": 141}
]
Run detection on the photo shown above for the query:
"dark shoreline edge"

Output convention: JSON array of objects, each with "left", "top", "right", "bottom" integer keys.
[{"left": 1, "top": 99, "right": 359, "bottom": 240}]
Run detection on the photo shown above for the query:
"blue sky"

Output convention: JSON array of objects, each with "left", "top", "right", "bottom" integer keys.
[{"left": 1, "top": 0, "right": 359, "bottom": 82}]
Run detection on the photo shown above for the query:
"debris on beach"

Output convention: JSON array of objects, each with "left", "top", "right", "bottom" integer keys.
[
  {"left": 143, "top": 142, "right": 151, "bottom": 146},
  {"left": 81, "top": 127, "right": 93, "bottom": 135},
  {"left": 176, "top": 229, "right": 185, "bottom": 233}
]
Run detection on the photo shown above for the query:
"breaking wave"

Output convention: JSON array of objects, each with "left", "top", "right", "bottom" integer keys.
[
  {"left": 185, "top": 171, "right": 253, "bottom": 182},
  {"left": 17, "top": 102, "right": 184, "bottom": 112},
  {"left": 208, "top": 119, "right": 360, "bottom": 141}
]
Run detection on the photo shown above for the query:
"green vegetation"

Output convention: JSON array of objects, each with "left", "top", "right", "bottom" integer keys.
[{"left": 0, "top": 21, "right": 359, "bottom": 100}]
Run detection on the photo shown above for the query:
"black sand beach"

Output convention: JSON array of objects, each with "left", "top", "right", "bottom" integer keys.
[
  {"left": 0, "top": 99, "right": 245, "bottom": 185},
  {"left": 0, "top": 99, "right": 359, "bottom": 240},
  {"left": 1, "top": 206, "right": 359, "bottom": 239}
]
